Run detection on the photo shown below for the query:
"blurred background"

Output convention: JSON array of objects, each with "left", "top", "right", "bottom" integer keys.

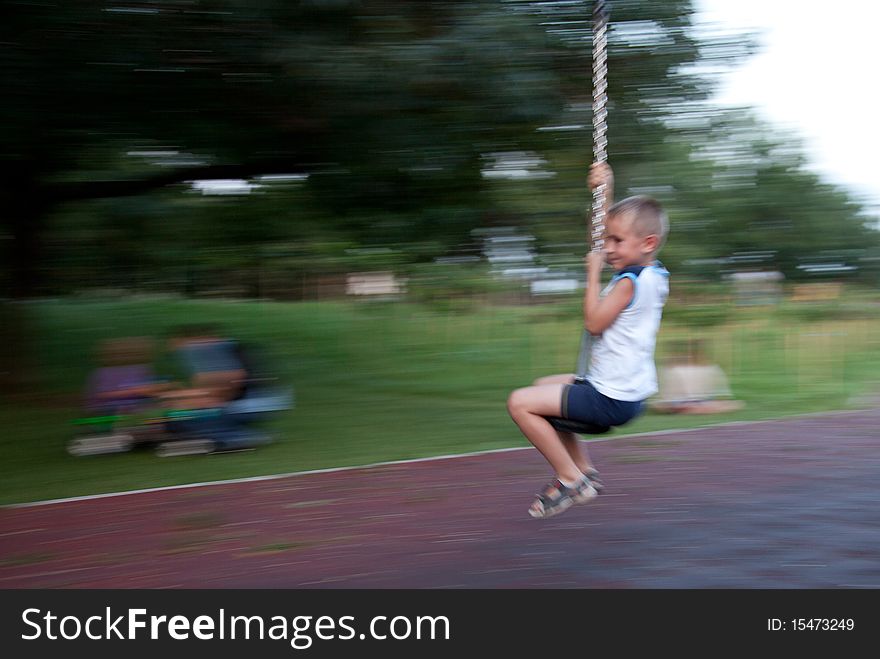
[{"left": 2, "top": 0, "right": 879, "bottom": 505}]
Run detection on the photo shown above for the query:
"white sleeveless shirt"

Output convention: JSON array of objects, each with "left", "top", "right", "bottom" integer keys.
[{"left": 587, "top": 262, "right": 669, "bottom": 402}]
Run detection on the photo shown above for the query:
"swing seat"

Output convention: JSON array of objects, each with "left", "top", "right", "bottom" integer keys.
[{"left": 545, "top": 417, "right": 611, "bottom": 436}]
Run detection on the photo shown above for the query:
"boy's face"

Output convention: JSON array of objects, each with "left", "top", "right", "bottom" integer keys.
[{"left": 602, "top": 213, "right": 656, "bottom": 270}]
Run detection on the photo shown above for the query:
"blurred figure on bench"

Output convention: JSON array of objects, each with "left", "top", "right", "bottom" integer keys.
[
  {"left": 158, "top": 324, "right": 292, "bottom": 455},
  {"left": 71, "top": 337, "right": 170, "bottom": 455},
  {"left": 651, "top": 339, "right": 744, "bottom": 415},
  {"left": 84, "top": 336, "right": 167, "bottom": 416}
]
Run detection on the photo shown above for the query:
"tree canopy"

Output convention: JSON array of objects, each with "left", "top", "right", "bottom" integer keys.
[{"left": 1, "top": 0, "right": 876, "bottom": 300}]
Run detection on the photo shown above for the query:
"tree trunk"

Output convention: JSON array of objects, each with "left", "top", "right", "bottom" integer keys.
[{"left": 0, "top": 171, "right": 47, "bottom": 394}]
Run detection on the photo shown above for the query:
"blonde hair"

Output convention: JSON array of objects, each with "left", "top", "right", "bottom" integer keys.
[{"left": 608, "top": 195, "right": 668, "bottom": 252}]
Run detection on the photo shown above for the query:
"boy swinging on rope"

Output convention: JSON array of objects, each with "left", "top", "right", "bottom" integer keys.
[{"left": 507, "top": 162, "right": 670, "bottom": 518}]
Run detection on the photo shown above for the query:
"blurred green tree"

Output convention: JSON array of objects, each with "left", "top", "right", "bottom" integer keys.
[
  {"left": 1, "top": 0, "right": 740, "bottom": 298},
  {"left": 1, "top": 1, "right": 877, "bottom": 391}
]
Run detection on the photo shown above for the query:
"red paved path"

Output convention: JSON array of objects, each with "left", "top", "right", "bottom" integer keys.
[{"left": 2, "top": 410, "right": 879, "bottom": 588}]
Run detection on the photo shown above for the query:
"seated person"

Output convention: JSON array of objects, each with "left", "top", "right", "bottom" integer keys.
[
  {"left": 651, "top": 339, "right": 744, "bottom": 415},
  {"left": 83, "top": 337, "right": 169, "bottom": 416},
  {"left": 73, "top": 337, "right": 170, "bottom": 454},
  {"left": 158, "top": 324, "right": 282, "bottom": 453},
  {"left": 160, "top": 324, "right": 248, "bottom": 410}
]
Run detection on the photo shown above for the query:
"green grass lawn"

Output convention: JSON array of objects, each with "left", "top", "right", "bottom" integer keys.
[{"left": 2, "top": 297, "right": 878, "bottom": 505}]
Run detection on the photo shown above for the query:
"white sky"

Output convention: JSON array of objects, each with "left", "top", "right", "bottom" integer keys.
[{"left": 694, "top": 0, "right": 880, "bottom": 217}]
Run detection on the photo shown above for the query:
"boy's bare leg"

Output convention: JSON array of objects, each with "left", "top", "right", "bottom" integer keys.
[
  {"left": 507, "top": 384, "right": 583, "bottom": 484},
  {"left": 530, "top": 374, "right": 595, "bottom": 473},
  {"left": 558, "top": 431, "right": 595, "bottom": 474},
  {"left": 533, "top": 374, "right": 576, "bottom": 386}
]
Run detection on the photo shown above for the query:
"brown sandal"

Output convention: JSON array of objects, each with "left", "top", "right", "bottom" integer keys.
[{"left": 528, "top": 477, "right": 596, "bottom": 518}]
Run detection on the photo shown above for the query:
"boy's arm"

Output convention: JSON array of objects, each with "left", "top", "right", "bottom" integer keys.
[
  {"left": 94, "top": 383, "right": 169, "bottom": 399},
  {"left": 584, "top": 161, "right": 624, "bottom": 334},
  {"left": 584, "top": 251, "right": 633, "bottom": 335}
]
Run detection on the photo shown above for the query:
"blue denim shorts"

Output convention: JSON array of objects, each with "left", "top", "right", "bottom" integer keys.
[{"left": 562, "top": 380, "right": 644, "bottom": 427}]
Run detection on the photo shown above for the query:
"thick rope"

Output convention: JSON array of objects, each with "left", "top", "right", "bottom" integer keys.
[
  {"left": 575, "top": 0, "right": 609, "bottom": 383},
  {"left": 590, "top": 0, "right": 609, "bottom": 252}
]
